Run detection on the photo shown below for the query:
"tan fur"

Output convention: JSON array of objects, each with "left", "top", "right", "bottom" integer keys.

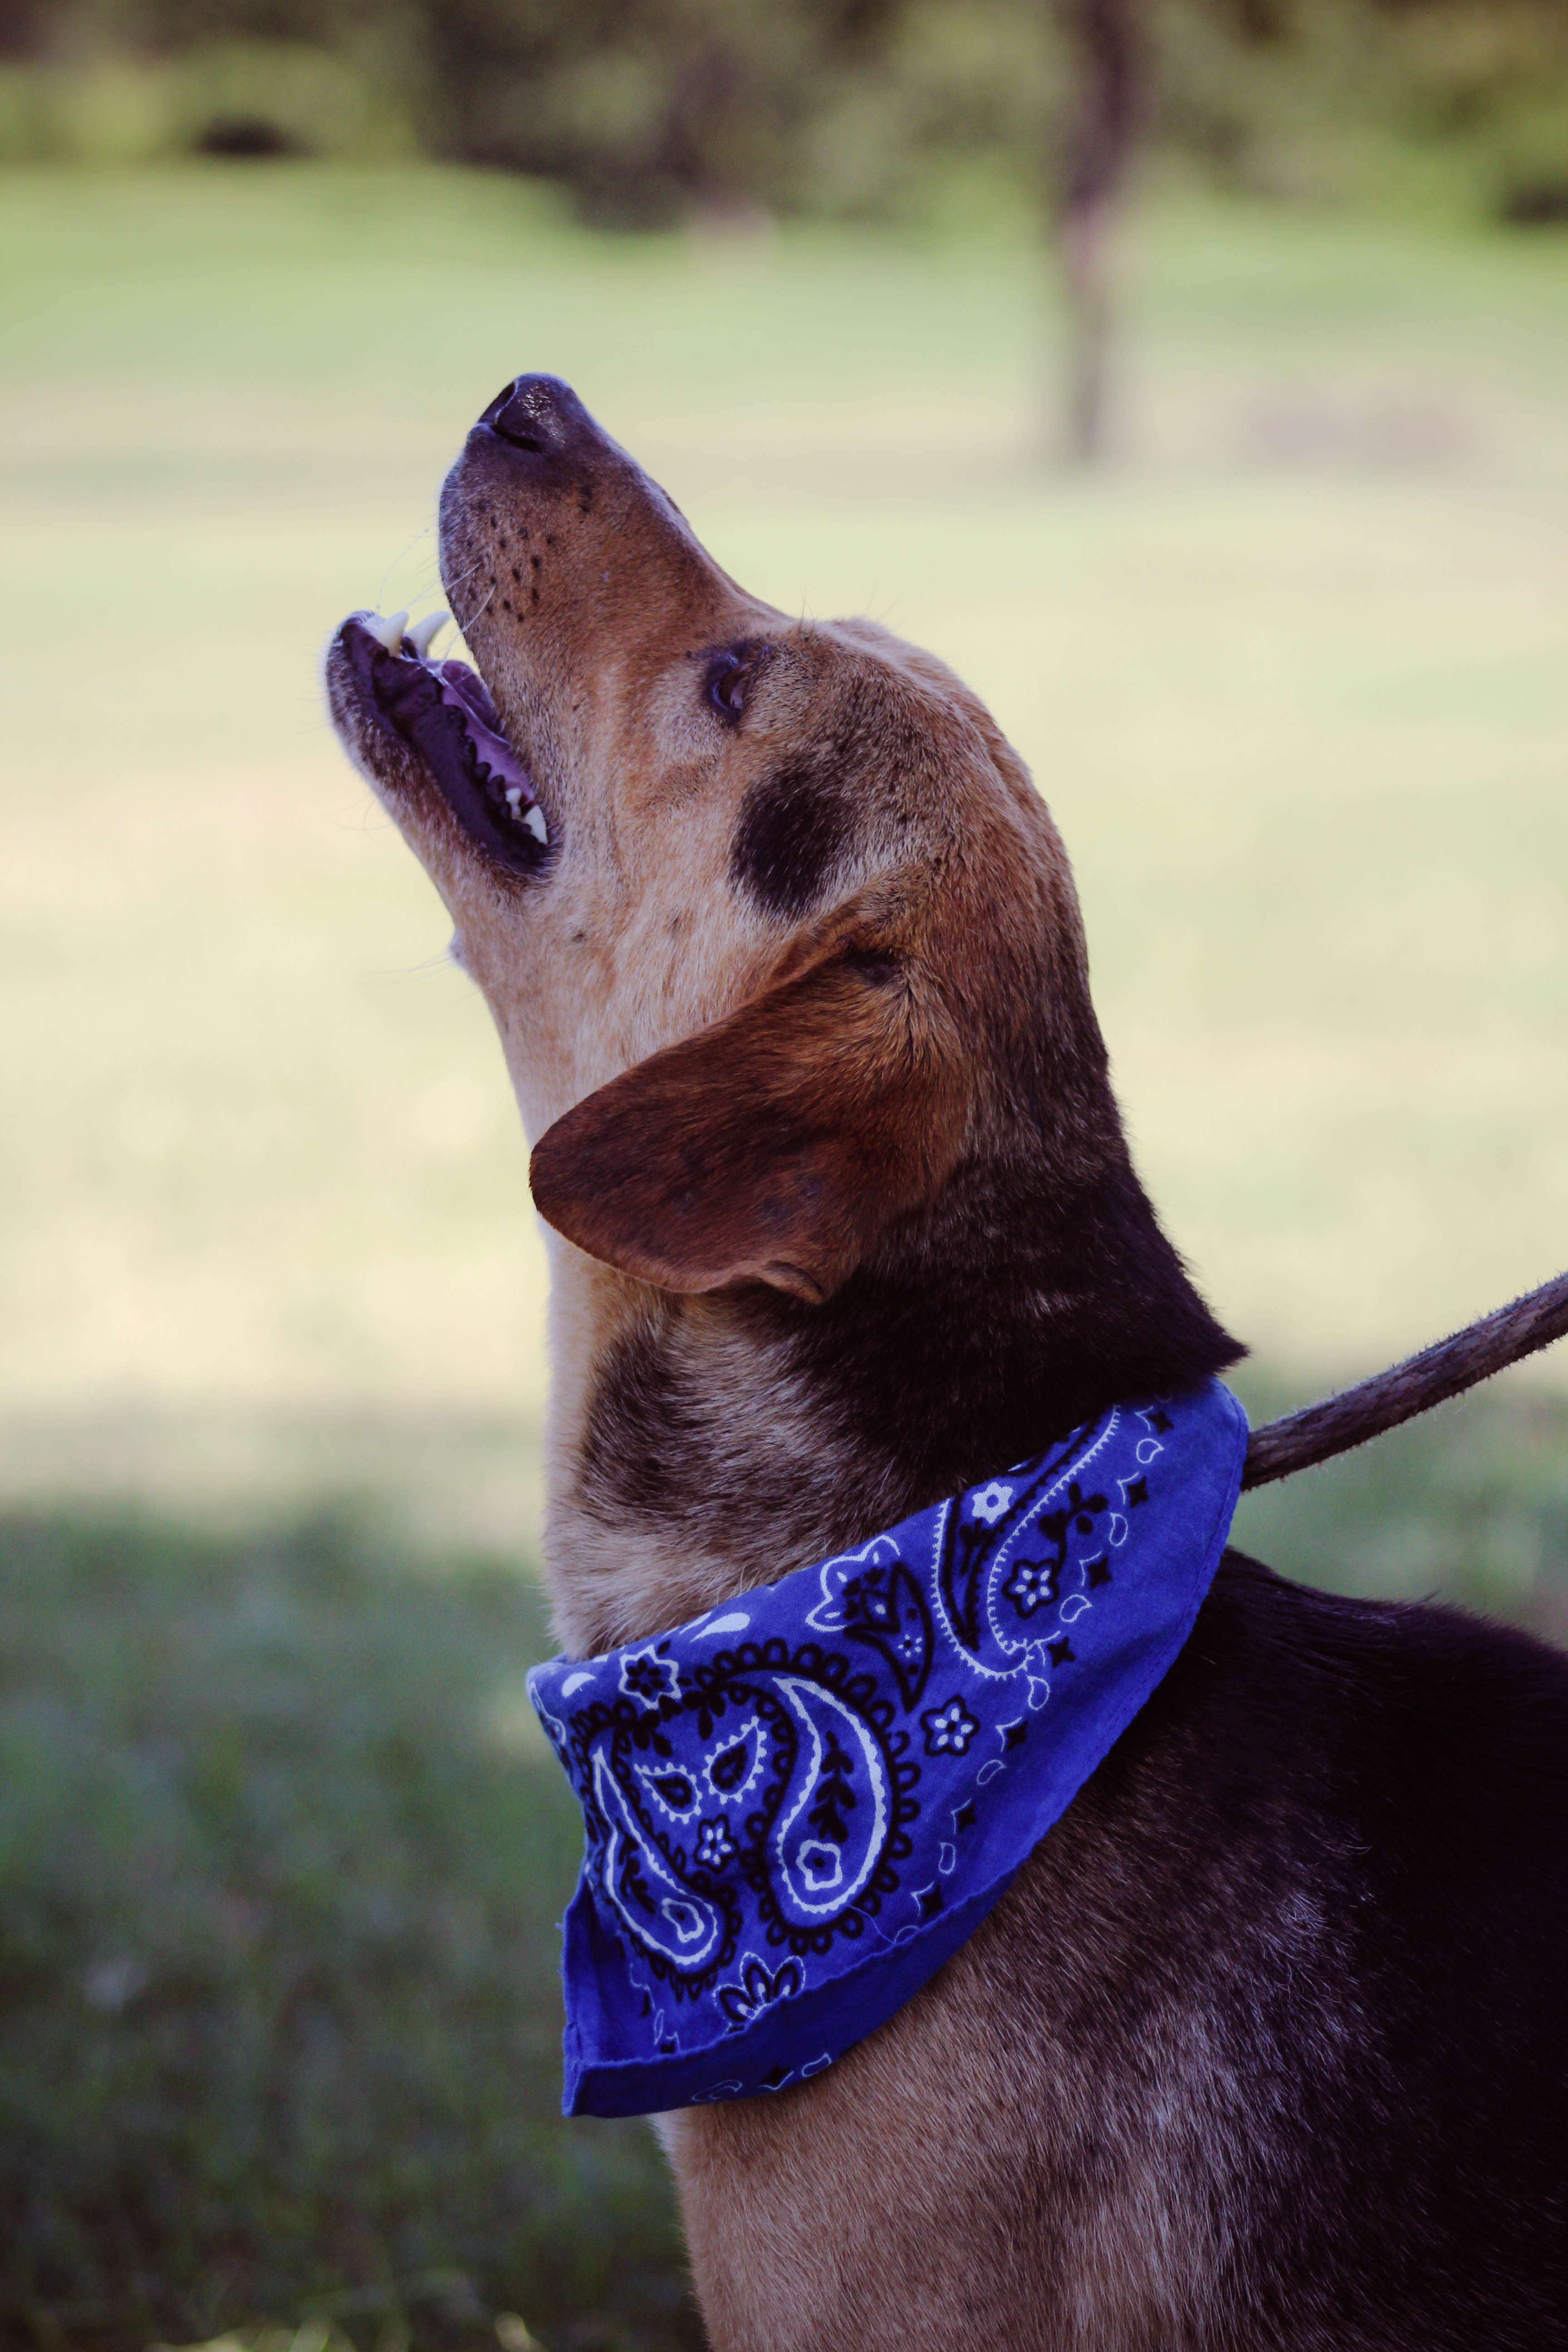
[{"left": 326, "top": 389, "right": 1229, "bottom": 2349}]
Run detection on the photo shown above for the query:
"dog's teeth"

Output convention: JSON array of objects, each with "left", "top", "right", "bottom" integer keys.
[
  {"left": 503, "top": 783, "right": 546, "bottom": 845},
  {"left": 409, "top": 610, "right": 450, "bottom": 659},
  {"left": 367, "top": 609, "right": 408, "bottom": 653}
]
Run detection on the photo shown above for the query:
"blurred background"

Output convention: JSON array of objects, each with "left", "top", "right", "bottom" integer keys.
[{"left": 1, "top": 0, "right": 1565, "bottom": 2345}]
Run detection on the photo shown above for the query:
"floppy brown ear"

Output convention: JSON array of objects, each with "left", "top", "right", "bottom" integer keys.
[{"left": 529, "top": 937, "right": 968, "bottom": 1304}]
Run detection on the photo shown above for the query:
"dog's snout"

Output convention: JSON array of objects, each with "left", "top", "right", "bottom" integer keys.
[{"left": 478, "top": 374, "right": 585, "bottom": 456}]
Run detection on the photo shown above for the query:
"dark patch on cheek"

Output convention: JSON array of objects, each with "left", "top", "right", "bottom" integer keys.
[{"left": 730, "top": 755, "right": 857, "bottom": 921}]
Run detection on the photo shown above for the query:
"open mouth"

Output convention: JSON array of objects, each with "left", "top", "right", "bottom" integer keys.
[{"left": 335, "top": 610, "right": 549, "bottom": 875}]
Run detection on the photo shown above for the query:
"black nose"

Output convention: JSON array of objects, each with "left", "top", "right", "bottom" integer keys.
[{"left": 478, "top": 373, "right": 585, "bottom": 455}]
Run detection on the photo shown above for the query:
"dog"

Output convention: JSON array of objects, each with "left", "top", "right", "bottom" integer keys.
[{"left": 326, "top": 375, "right": 1567, "bottom": 2351}]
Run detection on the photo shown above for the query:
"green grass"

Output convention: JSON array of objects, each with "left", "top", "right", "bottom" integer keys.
[
  {"left": 1, "top": 159, "right": 1566, "bottom": 2347},
  {"left": 0, "top": 1502, "right": 700, "bottom": 2352}
]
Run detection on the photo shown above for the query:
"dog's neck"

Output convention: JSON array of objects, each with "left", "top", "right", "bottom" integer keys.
[{"left": 539, "top": 1124, "right": 1240, "bottom": 1658}]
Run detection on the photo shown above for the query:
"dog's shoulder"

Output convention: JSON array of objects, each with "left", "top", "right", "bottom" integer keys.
[
  {"left": 1122, "top": 1545, "right": 1568, "bottom": 1970},
  {"left": 1187, "top": 1544, "right": 1568, "bottom": 1805}
]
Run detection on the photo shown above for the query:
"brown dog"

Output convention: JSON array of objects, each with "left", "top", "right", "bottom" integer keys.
[{"left": 326, "top": 377, "right": 1567, "bottom": 2351}]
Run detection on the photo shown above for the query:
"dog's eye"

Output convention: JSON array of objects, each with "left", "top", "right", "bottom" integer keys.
[{"left": 707, "top": 651, "right": 754, "bottom": 725}]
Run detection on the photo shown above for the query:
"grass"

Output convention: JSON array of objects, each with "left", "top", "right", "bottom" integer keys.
[
  {"left": 0, "top": 1501, "right": 701, "bottom": 2352},
  {"left": 0, "top": 158, "right": 1566, "bottom": 2346}
]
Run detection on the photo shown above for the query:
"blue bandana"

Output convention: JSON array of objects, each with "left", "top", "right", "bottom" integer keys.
[{"left": 528, "top": 1378, "right": 1248, "bottom": 2118}]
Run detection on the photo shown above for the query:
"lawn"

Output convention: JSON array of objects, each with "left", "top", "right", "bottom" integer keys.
[
  {"left": 0, "top": 160, "right": 1565, "bottom": 2347},
  {"left": 0, "top": 1500, "right": 698, "bottom": 2352}
]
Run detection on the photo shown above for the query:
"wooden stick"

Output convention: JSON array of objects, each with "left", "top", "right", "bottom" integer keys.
[{"left": 1241, "top": 1269, "right": 1568, "bottom": 1491}]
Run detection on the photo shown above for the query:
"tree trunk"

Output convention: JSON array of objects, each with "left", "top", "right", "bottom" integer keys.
[{"left": 1056, "top": 0, "right": 1143, "bottom": 462}]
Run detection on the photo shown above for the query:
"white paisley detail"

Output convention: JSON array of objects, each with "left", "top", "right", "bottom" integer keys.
[{"left": 771, "top": 1676, "right": 889, "bottom": 1923}]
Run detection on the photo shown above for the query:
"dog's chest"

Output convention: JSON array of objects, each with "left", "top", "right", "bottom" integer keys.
[{"left": 656, "top": 1847, "right": 1227, "bottom": 2352}]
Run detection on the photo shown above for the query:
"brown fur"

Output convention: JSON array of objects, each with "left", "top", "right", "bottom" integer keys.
[
  {"left": 531, "top": 907, "right": 970, "bottom": 1305},
  {"left": 326, "top": 377, "right": 1568, "bottom": 2351}
]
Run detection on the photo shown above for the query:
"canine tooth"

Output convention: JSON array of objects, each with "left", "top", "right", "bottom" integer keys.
[
  {"left": 503, "top": 782, "right": 546, "bottom": 845},
  {"left": 409, "top": 610, "right": 450, "bottom": 659},
  {"left": 367, "top": 609, "right": 408, "bottom": 653}
]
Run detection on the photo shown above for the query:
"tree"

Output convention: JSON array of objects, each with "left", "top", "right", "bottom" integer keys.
[{"left": 1054, "top": 0, "right": 1144, "bottom": 461}]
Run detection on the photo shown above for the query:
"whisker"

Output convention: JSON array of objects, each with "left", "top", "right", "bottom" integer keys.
[
  {"left": 459, "top": 575, "right": 500, "bottom": 636},
  {"left": 377, "top": 525, "right": 434, "bottom": 610},
  {"left": 375, "top": 952, "right": 461, "bottom": 984},
  {"left": 442, "top": 555, "right": 488, "bottom": 602}
]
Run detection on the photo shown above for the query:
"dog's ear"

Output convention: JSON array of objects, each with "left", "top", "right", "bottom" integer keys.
[{"left": 529, "top": 934, "right": 967, "bottom": 1304}]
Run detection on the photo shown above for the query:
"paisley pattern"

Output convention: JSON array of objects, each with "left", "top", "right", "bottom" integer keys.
[{"left": 529, "top": 1379, "right": 1249, "bottom": 2118}]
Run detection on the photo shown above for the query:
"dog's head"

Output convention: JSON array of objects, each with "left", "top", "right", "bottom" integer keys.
[
  {"left": 328, "top": 375, "right": 1105, "bottom": 1302},
  {"left": 327, "top": 375, "right": 1236, "bottom": 1552}
]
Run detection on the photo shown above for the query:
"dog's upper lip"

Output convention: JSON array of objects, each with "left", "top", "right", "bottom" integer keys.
[{"left": 334, "top": 612, "right": 551, "bottom": 876}]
